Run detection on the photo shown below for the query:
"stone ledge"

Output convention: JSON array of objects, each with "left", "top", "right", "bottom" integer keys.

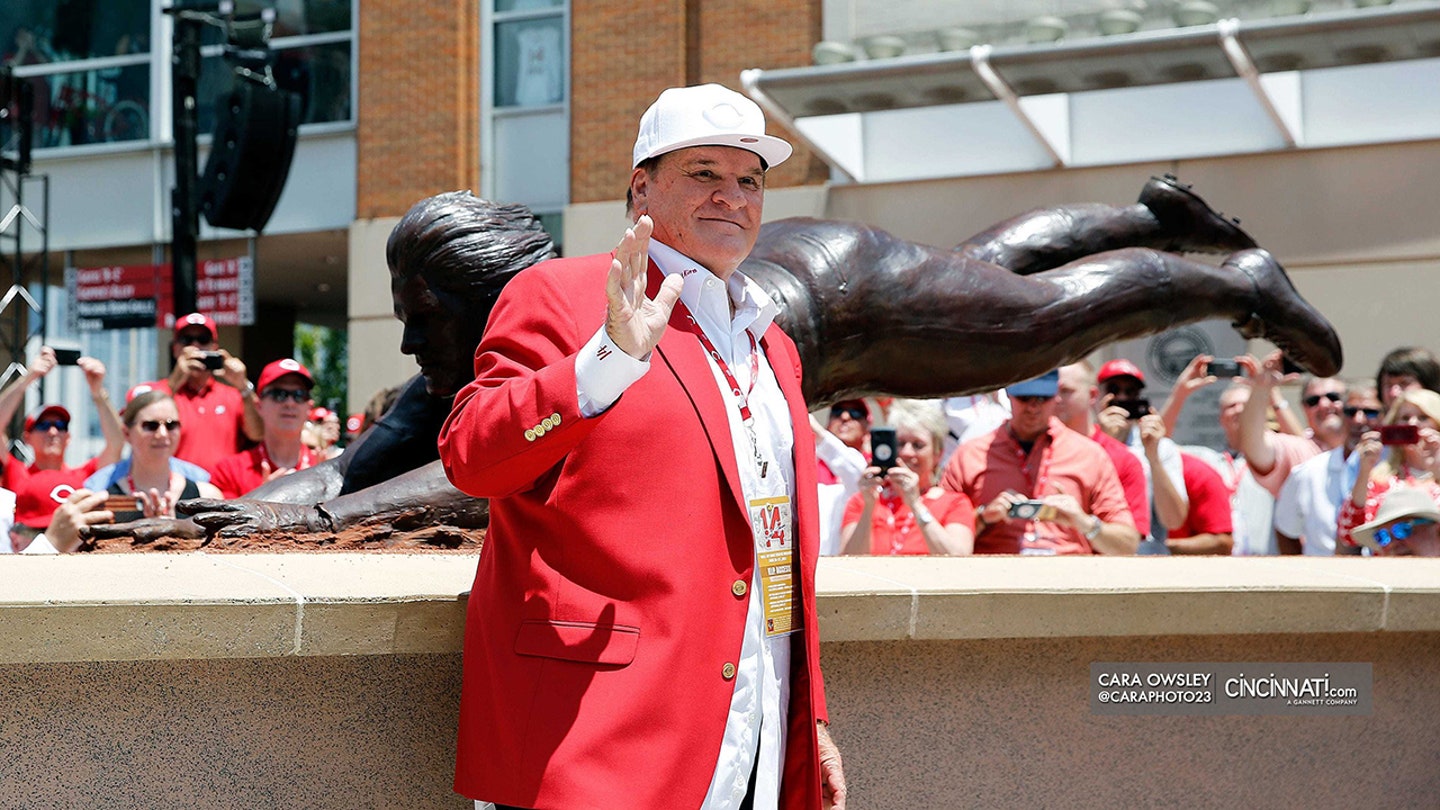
[{"left": 3, "top": 554, "right": 1438, "bottom": 663}]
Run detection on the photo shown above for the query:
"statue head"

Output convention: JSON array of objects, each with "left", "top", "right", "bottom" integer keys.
[{"left": 387, "top": 191, "right": 557, "bottom": 398}]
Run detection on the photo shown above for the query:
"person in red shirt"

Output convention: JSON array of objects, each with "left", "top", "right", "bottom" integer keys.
[
  {"left": 210, "top": 359, "right": 322, "bottom": 498},
  {"left": 150, "top": 312, "right": 263, "bottom": 475},
  {"left": 0, "top": 346, "right": 126, "bottom": 535},
  {"left": 1054, "top": 361, "right": 1151, "bottom": 539},
  {"left": 841, "top": 399, "right": 974, "bottom": 555},
  {"left": 1165, "top": 453, "right": 1235, "bottom": 555},
  {"left": 943, "top": 370, "right": 1139, "bottom": 555}
]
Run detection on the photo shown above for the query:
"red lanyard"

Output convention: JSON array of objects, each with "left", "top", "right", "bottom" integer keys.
[{"left": 676, "top": 301, "right": 759, "bottom": 422}]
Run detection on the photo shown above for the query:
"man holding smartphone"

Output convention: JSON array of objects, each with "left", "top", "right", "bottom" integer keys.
[
  {"left": 149, "top": 312, "right": 263, "bottom": 475},
  {"left": 0, "top": 345, "right": 126, "bottom": 538},
  {"left": 941, "top": 370, "right": 1139, "bottom": 555},
  {"left": 1095, "top": 359, "right": 1189, "bottom": 548}
]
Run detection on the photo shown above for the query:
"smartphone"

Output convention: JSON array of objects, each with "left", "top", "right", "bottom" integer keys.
[
  {"left": 52, "top": 348, "right": 82, "bottom": 365},
  {"left": 1380, "top": 424, "right": 1421, "bottom": 446},
  {"left": 1207, "top": 359, "right": 1242, "bottom": 378},
  {"left": 103, "top": 494, "right": 143, "bottom": 512},
  {"left": 1007, "top": 500, "right": 1057, "bottom": 521},
  {"left": 870, "top": 427, "right": 898, "bottom": 473},
  {"left": 199, "top": 350, "right": 226, "bottom": 370},
  {"left": 1117, "top": 398, "right": 1151, "bottom": 420}
]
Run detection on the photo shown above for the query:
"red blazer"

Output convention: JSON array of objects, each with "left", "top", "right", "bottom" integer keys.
[{"left": 438, "top": 252, "right": 827, "bottom": 810}]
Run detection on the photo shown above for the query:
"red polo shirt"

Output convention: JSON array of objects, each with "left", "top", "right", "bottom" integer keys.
[
  {"left": 942, "top": 417, "right": 1135, "bottom": 555},
  {"left": 152, "top": 376, "right": 248, "bottom": 475},
  {"left": 211, "top": 443, "right": 321, "bottom": 499},
  {"left": 1168, "top": 453, "right": 1234, "bottom": 539},
  {"left": 1090, "top": 425, "right": 1151, "bottom": 538}
]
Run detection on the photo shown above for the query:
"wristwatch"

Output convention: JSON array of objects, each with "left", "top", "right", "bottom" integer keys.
[{"left": 1083, "top": 515, "right": 1102, "bottom": 541}]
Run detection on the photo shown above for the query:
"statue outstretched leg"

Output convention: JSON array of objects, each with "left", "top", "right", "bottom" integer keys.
[
  {"left": 957, "top": 174, "right": 1256, "bottom": 275},
  {"left": 799, "top": 242, "right": 1340, "bottom": 404}
]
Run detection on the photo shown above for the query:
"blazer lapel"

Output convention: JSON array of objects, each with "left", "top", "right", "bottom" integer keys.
[
  {"left": 648, "top": 263, "right": 748, "bottom": 519},
  {"left": 761, "top": 325, "right": 820, "bottom": 570}
]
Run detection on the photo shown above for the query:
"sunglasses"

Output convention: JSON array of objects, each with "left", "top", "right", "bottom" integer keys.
[
  {"left": 261, "top": 388, "right": 312, "bottom": 404},
  {"left": 1343, "top": 406, "right": 1382, "bottom": 419},
  {"left": 1011, "top": 395, "right": 1055, "bottom": 404},
  {"left": 1303, "top": 391, "right": 1344, "bottom": 407},
  {"left": 138, "top": 419, "right": 182, "bottom": 433},
  {"left": 1372, "top": 518, "right": 1435, "bottom": 548},
  {"left": 830, "top": 406, "right": 866, "bottom": 421},
  {"left": 29, "top": 419, "right": 68, "bottom": 432},
  {"left": 174, "top": 332, "right": 213, "bottom": 347}
]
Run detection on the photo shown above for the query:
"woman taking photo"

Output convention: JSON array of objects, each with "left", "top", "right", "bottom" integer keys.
[
  {"left": 107, "top": 390, "right": 221, "bottom": 522},
  {"left": 841, "top": 399, "right": 975, "bottom": 555},
  {"left": 1338, "top": 388, "right": 1440, "bottom": 550}
]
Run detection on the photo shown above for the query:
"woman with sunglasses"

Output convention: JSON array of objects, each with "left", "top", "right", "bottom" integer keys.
[
  {"left": 1338, "top": 389, "right": 1440, "bottom": 551},
  {"left": 840, "top": 399, "right": 975, "bottom": 556},
  {"left": 108, "top": 389, "right": 222, "bottom": 522}
]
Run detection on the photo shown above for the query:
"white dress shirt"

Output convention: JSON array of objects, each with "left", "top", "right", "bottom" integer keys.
[
  {"left": 567, "top": 238, "right": 795, "bottom": 810},
  {"left": 1273, "top": 446, "right": 1356, "bottom": 555}
]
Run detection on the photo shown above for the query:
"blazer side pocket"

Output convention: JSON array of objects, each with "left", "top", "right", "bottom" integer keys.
[{"left": 514, "top": 619, "right": 640, "bottom": 666}]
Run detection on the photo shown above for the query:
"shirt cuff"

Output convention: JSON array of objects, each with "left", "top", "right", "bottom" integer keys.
[
  {"left": 21, "top": 533, "right": 60, "bottom": 554},
  {"left": 575, "top": 326, "right": 650, "bottom": 417}
]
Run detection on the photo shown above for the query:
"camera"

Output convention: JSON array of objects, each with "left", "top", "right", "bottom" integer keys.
[
  {"left": 52, "top": 348, "right": 82, "bottom": 366},
  {"left": 200, "top": 351, "right": 226, "bottom": 371},
  {"left": 1116, "top": 398, "right": 1151, "bottom": 420},
  {"left": 870, "top": 427, "right": 898, "bottom": 472},
  {"left": 1380, "top": 424, "right": 1420, "bottom": 446},
  {"left": 1207, "top": 359, "right": 1242, "bottom": 378},
  {"left": 1007, "top": 500, "right": 1057, "bottom": 521},
  {"left": 103, "top": 494, "right": 143, "bottom": 513}
]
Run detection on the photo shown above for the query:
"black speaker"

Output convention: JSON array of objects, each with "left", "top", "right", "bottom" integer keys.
[{"left": 200, "top": 81, "right": 301, "bottom": 232}]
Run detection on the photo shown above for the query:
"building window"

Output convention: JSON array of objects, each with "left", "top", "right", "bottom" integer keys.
[
  {"left": 1, "top": 0, "right": 354, "bottom": 155},
  {"left": 483, "top": 0, "right": 568, "bottom": 250}
]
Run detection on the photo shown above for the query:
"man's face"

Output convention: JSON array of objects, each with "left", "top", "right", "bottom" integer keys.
[
  {"left": 172, "top": 326, "right": 217, "bottom": 361},
  {"left": 1380, "top": 373, "right": 1421, "bottom": 409},
  {"left": 1100, "top": 375, "right": 1144, "bottom": 402},
  {"left": 1055, "top": 365, "right": 1096, "bottom": 429},
  {"left": 826, "top": 402, "right": 869, "bottom": 450},
  {"left": 1343, "top": 389, "right": 1382, "bottom": 449},
  {"left": 24, "top": 415, "right": 70, "bottom": 464},
  {"left": 257, "top": 377, "right": 314, "bottom": 432},
  {"left": 1376, "top": 518, "right": 1440, "bottom": 557},
  {"left": 1302, "top": 378, "right": 1346, "bottom": 439},
  {"left": 392, "top": 271, "right": 477, "bottom": 398},
  {"left": 1009, "top": 394, "right": 1057, "bottom": 442},
  {"left": 629, "top": 146, "right": 764, "bottom": 279},
  {"left": 1218, "top": 386, "right": 1251, "bottom": 443}
]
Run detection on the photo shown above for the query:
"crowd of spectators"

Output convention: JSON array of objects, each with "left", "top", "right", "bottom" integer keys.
[
  {"left": 3, "top": 308, "right": 1437, "bottom": 562},
  {"left": 821, "top": 344, "right": 1440, "bottom": 560},
  {"left": 0, "top": 313, "right": 356, "bottom": 553}
]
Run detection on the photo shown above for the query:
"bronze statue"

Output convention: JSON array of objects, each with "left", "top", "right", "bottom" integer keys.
[{"left": 90, "top": 179, "right": 1341, "bottom": 541}]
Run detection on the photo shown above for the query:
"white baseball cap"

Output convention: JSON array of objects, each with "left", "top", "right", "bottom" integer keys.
[{"left": 632, "top": 83, "right": 792, "bottom": 169}]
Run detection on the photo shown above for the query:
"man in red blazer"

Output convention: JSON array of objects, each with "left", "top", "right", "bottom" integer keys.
[{"left": 439, "top": 84, "right": 846, "bottom": 810}]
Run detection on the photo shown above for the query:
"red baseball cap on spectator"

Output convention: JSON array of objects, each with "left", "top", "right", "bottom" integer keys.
[
  {"left": 308, "top": 406, "right": 332, "bottom": 422},
  {"left": 256, "top": 358, "right": 315, "bottom": 393},
  {"left": 1097, "top": 359, "right": 1146, "bottom": 386},
  {"left": 24, "top": 404, "right": 71, "bottom": 431},
  {"left": 174, "top": 312, "right": 218, "bottom": 341},
  {"left": 14, "top": 478, "right": 76, "bottom": 529},
  {"left": 345, "top": 413, "right": 364, "bottom": 435}
]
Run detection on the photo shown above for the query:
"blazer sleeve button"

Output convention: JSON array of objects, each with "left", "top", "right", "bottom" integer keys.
[{"left": 524, "top": 429, "right": 536, "bottom": 442}]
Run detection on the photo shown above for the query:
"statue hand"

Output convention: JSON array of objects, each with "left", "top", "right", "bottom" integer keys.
[
  {"left": 605, "top": 215, "right": 683, "bottom": 360},
  {"left": 180, "top": 498, "right": 333, "bottom": 538},
  {"left": 83, "top": 517, "right": 205, "bottom": 543}
]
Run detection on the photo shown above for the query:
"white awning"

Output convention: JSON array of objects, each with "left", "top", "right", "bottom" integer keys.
[{"left": 743, "top": 2, "right": 1440, "bottom": 183}]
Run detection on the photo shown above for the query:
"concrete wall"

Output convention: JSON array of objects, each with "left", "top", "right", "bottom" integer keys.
[{"left": 5, "top": 555, "right": 1440, "bottom": 808}]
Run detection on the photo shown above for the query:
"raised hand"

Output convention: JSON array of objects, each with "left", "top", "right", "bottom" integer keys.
[{"left": 605, "top": 215, "right": 684, "bottom": 360}]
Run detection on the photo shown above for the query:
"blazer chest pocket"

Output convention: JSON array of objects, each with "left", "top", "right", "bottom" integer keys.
[{"left": 514, "top": 619, "right": 640, "bottom": 666}]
